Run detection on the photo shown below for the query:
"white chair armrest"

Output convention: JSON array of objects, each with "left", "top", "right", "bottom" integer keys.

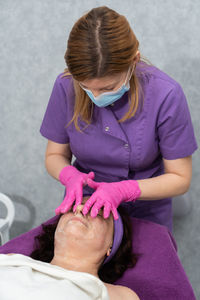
[{"left": 0, "top": 193, "right": 15, "bottom": 227}]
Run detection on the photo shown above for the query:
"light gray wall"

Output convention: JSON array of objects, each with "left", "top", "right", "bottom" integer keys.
[{"left": 0, "top": 0, "right": 199, "bottom": 297}]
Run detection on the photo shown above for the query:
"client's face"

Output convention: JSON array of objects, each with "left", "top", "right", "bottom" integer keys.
[{"left": 54, "top": 197, "right": 114, "bottom": 263}]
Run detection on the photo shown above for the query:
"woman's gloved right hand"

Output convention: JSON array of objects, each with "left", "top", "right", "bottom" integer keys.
[{"left": 55, "top": 165, "right": 95, "bottom": 215}]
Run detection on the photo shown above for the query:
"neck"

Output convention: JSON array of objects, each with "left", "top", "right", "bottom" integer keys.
[{"left": 50, "top": 253, "right": 100, "bottom": 278}]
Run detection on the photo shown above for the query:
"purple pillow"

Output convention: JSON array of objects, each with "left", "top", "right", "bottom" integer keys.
[{"left": 0, "top": 217, "right": 196, "bottom": 300}]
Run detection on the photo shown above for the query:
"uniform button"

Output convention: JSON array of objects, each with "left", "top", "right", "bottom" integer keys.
[
  {"left": 124, "top": 143, "right": 129, "bottom": 148},
  {"left": 105, "top": 126, "right": 110, "bottom": 132}
]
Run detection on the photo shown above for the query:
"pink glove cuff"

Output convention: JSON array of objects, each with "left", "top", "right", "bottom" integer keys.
[
  {"left": 123, "top": 180, "right": 141, "bottom": 202},
  {"left": 59, "top": 165, "right": 77, "bottom": 186}
]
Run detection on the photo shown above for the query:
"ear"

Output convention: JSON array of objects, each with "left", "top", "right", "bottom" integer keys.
[
  {"left": 133, "top": 50, "right": 140, "bottom": 64},
  {"left": 106, "top": 247, "right": 112, "bottom": 257}
]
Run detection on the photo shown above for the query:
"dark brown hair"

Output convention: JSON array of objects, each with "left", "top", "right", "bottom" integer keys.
[
  {"left": 30, "top": 207, "right": 138, "bottom": 283},
  {"left": 63, "top": 6, "right": 141, "bottom": 131}
]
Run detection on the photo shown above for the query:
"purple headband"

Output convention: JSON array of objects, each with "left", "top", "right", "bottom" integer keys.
[
  {"left": 83, "top": 192, "right": 124, "bottom": 265},
  {"left": 103, "top": 213, "right": 124, "bottom": 264}
]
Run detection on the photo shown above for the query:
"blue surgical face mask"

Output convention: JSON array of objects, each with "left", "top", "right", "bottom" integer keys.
[{"left": 79, "top": 68, "right": 131, "bottom": 107}]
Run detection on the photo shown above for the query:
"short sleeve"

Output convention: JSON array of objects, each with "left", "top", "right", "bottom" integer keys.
[
  {"left": 157, "top": 83, "right": 198, "bottom": 159},
  {"left": 40, "top": 75, "right": 70, "bottom": 144}
]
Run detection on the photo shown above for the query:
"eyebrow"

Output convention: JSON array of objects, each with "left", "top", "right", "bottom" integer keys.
[{"left": 98, "top": 208, "right": 104, "bottom": 214}]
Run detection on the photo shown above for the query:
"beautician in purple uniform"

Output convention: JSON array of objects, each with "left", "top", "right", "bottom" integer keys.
[{"left": 40, "top": 6, "right": 197, "bottom": 232}]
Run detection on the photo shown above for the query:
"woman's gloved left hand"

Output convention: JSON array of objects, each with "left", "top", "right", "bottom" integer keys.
[{"left": 82, "top": 179, "right": 141, "bottom": 220}]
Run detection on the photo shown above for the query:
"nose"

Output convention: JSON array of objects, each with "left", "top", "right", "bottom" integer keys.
[
  {"left": 74, "top": 204, "right": 84, "bottom": 215},
  {"left": 91, "top": 90, "right": 101, "bottom": 97}
]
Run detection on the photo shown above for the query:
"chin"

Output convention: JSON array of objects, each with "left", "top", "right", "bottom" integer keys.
[{"left": 64, "top": 223, "right": 87, "bottom": 236}]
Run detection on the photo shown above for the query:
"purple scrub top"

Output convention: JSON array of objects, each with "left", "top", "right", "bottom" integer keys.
[{"left": 40, "top": 63, "right": 198, "bottom": 232}]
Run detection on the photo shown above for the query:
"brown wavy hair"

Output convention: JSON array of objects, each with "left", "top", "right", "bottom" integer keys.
[
  {"left": 63, "top": 6, "right": 142, "bottom": 131},
  {"left": 30, "top": 206, "right": 138, "bottom": 283}
]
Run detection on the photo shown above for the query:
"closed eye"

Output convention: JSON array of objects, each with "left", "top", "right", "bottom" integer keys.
[
  {"left": 100, "top": 86, "right": 117, "bottom": 92},
  {"left": 97, "top": 209, "right": 103, "bottom": 217},
  {"left": 102, "top": 88, "right": 114, "bottom": 91}
]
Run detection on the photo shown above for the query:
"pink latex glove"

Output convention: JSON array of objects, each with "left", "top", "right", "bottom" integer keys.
[
  {"left": 82, "top": 179, "right": 141, "bottom": 220},
  {"left": 55, "top": 165, "right": 95, "bottom": 215}
]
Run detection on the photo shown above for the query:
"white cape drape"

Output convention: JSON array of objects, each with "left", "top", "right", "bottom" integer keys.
[{"left": 0, "top": 254, "right": 109, "bottom": 300}]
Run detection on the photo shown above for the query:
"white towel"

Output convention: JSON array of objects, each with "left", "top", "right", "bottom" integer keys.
[{"left": 0, "top": 254, "right": 109, "bottom": 300}]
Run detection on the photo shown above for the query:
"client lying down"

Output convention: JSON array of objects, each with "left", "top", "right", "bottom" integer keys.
[{"left": 0, "top": 196, "right": 139, "bottom": 300}]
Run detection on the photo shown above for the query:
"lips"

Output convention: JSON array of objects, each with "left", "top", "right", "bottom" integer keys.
[{"left": 70, "top": 217, "right": 87, "bottom": 227}]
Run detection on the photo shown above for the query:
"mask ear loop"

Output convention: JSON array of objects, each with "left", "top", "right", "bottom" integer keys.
[
  {"left": 129, "top": 50, "right": 140, "bottom": 80},
  {"left": 124, "top": 65, "right": 134, "bottom": 88}
]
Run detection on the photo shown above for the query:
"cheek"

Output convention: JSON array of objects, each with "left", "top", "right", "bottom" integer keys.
[
  {"left": 54, "top": 229, "right": 67, "bottom": 252},
  {"left": 57, "top": 214, "right": 72, "bottom": 229},
  {"left": 90, "top": 219, "right": 113, "bottom": 245},
  {"left": 55, "top": 221, "right": 68, "bottom": 241},
  {"left": 54, "top": 215, "right": 71, "bottom": 240},
  {"left": 93, "top": 223, "right": 106, "bottom": 237}
]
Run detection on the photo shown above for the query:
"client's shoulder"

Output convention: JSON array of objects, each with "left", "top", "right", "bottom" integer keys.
[
  {"left": 114, "top": 285, "right": 140, "bottom": 300},
  {"left": 104, "top": 283, "right": 140, "bottom": 300}
]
